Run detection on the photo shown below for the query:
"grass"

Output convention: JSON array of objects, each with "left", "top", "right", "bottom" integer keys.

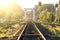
[{"left": 41, "top": 23, "right": 60, "bottom": 37}]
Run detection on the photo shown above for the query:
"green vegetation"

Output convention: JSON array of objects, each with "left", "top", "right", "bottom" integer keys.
[
  {"left": 34, "top": 2, "right": 60, "bottom": 37},
  {"left": 41, "top": 23, "right": 60, "bottom": 37},
  {"left": 35, "top": 4, "right": 55, "bottom": 23},
  {"left": 0, "top": 3, "right": 24, "bottom": 38}
]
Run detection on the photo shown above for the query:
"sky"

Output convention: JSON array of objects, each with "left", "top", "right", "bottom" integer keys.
[{"left": 0, "top": 0, "right": 59, "bottom": 9}]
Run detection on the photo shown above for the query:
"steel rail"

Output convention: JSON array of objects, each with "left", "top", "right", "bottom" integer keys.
[
  {"left": 34, "top": 23, "right": 46, "bottom": 40},
  {"left": 17, "top": 23, "right": 27, "bottom": 40}
]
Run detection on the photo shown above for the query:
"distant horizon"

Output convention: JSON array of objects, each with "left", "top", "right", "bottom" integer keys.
[{"left": 0, "top": 0, "right": 59, "bottom": 9}]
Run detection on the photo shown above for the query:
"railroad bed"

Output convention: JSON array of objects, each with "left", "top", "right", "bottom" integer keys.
[
  {"left": 0, "top": 23, "right": 26, "bottom": 40},
  {"left": 18, "top": 22, "right": 46, "bottom": 40},
  {"left": 0, "top": 23, "right": 46, "bottom": 40}
]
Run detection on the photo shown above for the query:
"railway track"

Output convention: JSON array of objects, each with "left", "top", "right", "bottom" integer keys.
[
  {"left": 0, "top": 22, "right": 46, "bottom": 40},
  {"left": 0, "top": 23, "right": 27, "bottom": 40},
  {"left": 17, "top": 22, "right": 46, "bottom": 40},
  {"left": 35, "top": 23, "right": 60, "bottom": 40}
]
